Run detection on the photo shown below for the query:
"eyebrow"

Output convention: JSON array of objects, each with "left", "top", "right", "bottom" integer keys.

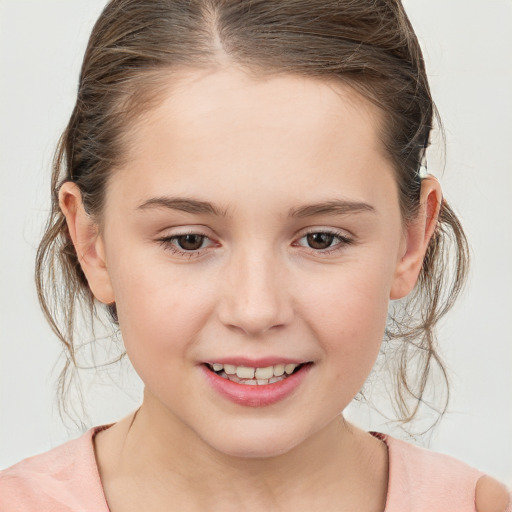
[
  {"left": 287, "top": 199, "right": 376, "bottom": 218},
  {"left": 137, "top": 196, "right": 376, "bottom": 218},
  {"left": 137, "top": 197, "right": 229, "bottom": 217}
]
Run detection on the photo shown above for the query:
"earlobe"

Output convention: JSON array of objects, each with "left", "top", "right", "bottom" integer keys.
[
  {"left": 390, "top": 177, "right": 442, "bottom": 300},
  {"left": 59, "top": 182, "right": 115, "bottom": 305}
]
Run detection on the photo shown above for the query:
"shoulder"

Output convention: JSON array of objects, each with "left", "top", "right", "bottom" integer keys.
[
  {"left": 475, "top": 475, "right": 511, "bottom": 512},
  {"left": 0, "top": 426, "right": 110, "bottom": 512},
  {"left": 374, "top": 432, "right": 512, "bottom": 511}
]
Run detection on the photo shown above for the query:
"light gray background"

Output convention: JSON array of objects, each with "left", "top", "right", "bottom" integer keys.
[{"left": 1, "top": 0, "right": 511, "bottom": 485}]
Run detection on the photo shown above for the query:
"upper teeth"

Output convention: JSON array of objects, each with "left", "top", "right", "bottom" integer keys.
[{"left": 210, "top": 363, "right": 299, "bottom": 379}]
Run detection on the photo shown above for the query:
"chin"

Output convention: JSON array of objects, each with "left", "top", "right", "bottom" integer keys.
[{"left": 200, "top": 425, "right": 306, "bottom": 460}]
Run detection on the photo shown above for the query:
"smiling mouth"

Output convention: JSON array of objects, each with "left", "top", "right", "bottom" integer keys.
[{"left": 205, "top": 362, "right": 308, "bottom": 385}]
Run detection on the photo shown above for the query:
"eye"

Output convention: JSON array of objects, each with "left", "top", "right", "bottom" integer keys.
[
  {"left": 295, "top": 230, "right": 353, "bottom": 254},
  {"left": 157, "top": 232, "right": 214, "bottom": 257},
  {"left": 157, "top": 229, "right": 353, "bottom": 259}
]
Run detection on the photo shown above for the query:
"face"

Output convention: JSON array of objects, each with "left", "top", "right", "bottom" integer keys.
[{"left": 92, "top": 68, "right": 410, "bottom": 457}]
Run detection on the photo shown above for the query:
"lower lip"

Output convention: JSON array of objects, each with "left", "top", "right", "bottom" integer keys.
[{"left": 201, "top": 364, "right": 312, "bottom": 407}]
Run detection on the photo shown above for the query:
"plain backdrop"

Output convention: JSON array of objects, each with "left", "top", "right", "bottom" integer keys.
[{"left": 1, "top": 0, "right": 511, "bottom": 485}]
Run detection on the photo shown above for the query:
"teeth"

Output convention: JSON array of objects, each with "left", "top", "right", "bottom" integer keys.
[
  {"left": 236, "top": 366, "right": 255, "bottom": 379},
  {"left": 209, "top": 362, "right": 303, "bottom": 382},
  {"left": 273, "top": 364, "right": 285, "bottom": 377},
  {"left": 224, "top": 364, "right": 236, "bottom": 375},
  {"left": 254, "top": 366, "right": 274, "bottom": 379},
  {"left": 285, "top": 364, "right": 298, "bottom": 375}
]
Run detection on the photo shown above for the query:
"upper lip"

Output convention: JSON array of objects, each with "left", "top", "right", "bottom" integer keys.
[{"left": 204, "top": 357, "right": 310, "bottom": 368}]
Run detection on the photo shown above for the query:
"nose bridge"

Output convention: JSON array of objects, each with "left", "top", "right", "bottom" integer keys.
[{"left": 219, "top": 241, "right": 292, "bottom": 336}]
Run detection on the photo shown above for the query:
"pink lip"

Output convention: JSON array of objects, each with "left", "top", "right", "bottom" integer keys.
[
  {"left": 201, "top": 363, "right": 312, "bottom": 407},
  {"left": 206, "top": 357, "right": 306, "bottom": 367}
]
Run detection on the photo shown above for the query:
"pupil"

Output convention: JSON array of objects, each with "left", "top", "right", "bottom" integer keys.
[
  {"left": 307, "top": 233, "right": 334, "bottom": 250},
  {"left": 178, "top": 234, "right": 203, "bottom": 250}
]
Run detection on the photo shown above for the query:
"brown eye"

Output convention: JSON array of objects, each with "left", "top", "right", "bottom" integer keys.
[
  {"left": 295, "top": 230, "right": 353, "bottom": 255},
  {"left": 306, "top": 232, "right": 335, "bottom": 250},
  {"left": 158, "top": 232, "right": 215, "bottom": 257},
  {"left": 176, "top": 234, "right": 205, "bottom": 251}
]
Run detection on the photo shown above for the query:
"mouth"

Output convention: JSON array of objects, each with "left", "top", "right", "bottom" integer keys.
[
  {"left": 204, "top": 362, "right": 309, "bottom": 386},
  {"left": 202, "top": 360, "right": 313, "bottom": 407}
]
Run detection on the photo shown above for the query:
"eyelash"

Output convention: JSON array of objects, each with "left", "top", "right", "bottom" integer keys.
[{"left": 157, "top": 229, "right": 354, "bottom": 258}]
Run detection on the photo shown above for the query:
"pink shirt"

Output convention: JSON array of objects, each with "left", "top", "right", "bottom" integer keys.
[{"left": 1, "top": 425, "right": 510, "bottom": 511}]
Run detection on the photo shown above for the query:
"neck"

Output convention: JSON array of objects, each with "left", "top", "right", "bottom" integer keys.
[{"left": 97, "top": 394, "right": 388, "bottom": 511}]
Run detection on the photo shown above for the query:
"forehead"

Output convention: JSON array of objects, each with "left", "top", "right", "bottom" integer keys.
[
  {"left": 110, "top": 67, "right": 396, "bottom": 214},
  {"left": 134, "top": 66, "right": 385, "bottom": 154}
]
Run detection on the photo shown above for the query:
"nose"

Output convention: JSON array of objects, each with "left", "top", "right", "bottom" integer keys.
[{"left": 217, "top": 246, "right": 294, "bottom": 337}]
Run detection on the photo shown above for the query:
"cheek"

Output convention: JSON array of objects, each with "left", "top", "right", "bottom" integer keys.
[
  {"left": 307, "top": 255, "right": 392, "bottom": 329},
  {"left": 300, "top": 256, "right": 393, "bottom": 377},
  {"left": 107, "top": 252, "right": 213, "bottom": 371}
]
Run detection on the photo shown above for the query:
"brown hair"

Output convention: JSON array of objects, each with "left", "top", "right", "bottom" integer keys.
[{"left": 36, "top": 0, "right": 469, "bottom": 430}]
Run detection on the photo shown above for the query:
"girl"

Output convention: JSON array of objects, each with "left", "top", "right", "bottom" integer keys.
[{"left": 1, "top": 0, "right": 510, "bottom": 510}]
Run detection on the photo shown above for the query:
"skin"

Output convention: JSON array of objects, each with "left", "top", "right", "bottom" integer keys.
[{"left": 60, "top": 66, "right": 445, "bottom": 511}]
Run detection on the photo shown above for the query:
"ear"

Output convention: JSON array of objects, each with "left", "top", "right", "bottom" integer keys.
[
  {"left": 59, "top": 181, "right": 115, "bottom": 305},
  {"left": 390, "top": 176, "right": 442, "bottom": 300}
]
